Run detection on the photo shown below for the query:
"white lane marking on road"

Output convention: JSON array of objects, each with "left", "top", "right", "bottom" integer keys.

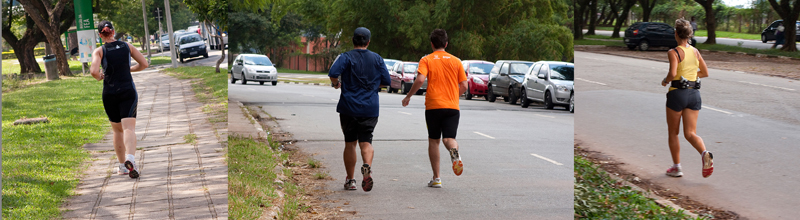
[
  {"left": 576, "top": 78, "right": 607, "bottom": 86},
  {"left": 473, "top": 132, "right": 495, "bottom": 139},
  {"left": 398, "top": 111, "right": 412, "bottom": 115},
  {"left": 737, "top": 81, "right": 795, "bottom": 91},
  {"left": 530, "top": 153, "right": 563, "bottom": 166},
  {"left": 534, "top": 114, "right": 555, "bottom": 118},
  {"left": 703, "top": 106, "right": 733, "bottom": 115}
]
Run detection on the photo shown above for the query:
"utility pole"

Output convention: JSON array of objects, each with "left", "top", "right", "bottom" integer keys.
[
  {"left": 155, "top": 8, "right": 163, "bottom": 54},
  {"left": 141, "top": 0, "right": 151, "bottom": 64},
  {"left": 164, "top": 0, "right": 177, "bottom": 67}
]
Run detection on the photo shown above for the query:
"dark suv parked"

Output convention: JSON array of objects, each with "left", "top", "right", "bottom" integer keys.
[
  {"left": 761, "top": 20, "right": 800, "bottom": 43},
  {"left": 624, "top": 22, "right": 696, "bottom": 51}
]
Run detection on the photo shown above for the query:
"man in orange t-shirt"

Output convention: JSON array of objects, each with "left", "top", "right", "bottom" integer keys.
[{"left": 402, "top": 29, "right": 467, "bottom": 188}]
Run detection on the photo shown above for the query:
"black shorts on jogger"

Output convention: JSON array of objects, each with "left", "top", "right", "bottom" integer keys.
[
  {"left": 425, "top": 109, "right": 460, "bottom": 139},
  {"left": 340, "top": 114, "right": 378, "bottom": 143},
  {"left": 103, "top": 89, "right": 138, "bottom": 123},
  {"left": 666, "top": 89, "right": 702, "bottom": 112}
]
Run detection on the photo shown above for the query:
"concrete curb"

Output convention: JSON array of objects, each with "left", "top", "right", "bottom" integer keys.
[
  {"left": 235, "top": 101, "right": 267, "bottom": 139},
  {"left": 605, "top": 174, "right": 700, "bottom": 218},
  {"left": 578, "top": 44, "right": 800, "bottom": 61}
]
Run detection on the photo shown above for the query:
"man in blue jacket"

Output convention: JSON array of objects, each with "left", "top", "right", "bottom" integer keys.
[{"left": 329, "top": 27, "right": 391, "bottom": 192}]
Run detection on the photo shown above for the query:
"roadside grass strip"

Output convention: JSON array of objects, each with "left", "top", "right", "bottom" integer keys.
[
  {"left": 574, "top": 39, "right": 626, "bottom": 47},
  {"left": 2, "top": 77, "right": 106, "bottom": 219},
  {"left": 574, "top": 156, "right": 702, "bottom": 219},
  {"left": 228, "top": 135, "right": 307, "bottom": 220},
  {"left": 164, "top": 66, "right": 228, "bottom": 124}
]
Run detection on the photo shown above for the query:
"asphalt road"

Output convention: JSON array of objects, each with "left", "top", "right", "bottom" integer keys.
[
  {"left": 575, "top": 51, "right": 800, "bottom": 219},
  {"left": 230, "top": 83, "right": 574, "bottom": 219},
  {"left": 590, "top": 30, "right": 800, "bottom": 50}
]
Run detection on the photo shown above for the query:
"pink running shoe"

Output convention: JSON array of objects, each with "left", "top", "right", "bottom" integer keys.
[
  {"left": 666, "top": 166, "right": 683, "bottom": 177},
  {"left": 702, "top": 151, "right": 714, "bottom": 178}
]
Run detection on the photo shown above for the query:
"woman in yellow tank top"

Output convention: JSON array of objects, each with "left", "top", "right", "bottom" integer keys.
[{"left": 659, "top": 19, "right": 713, "bottom": 178}]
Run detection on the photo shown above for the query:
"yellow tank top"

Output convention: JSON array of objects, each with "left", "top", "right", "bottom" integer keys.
[{"left": 669, "top": 45, "right": 699, "bottom": 91}]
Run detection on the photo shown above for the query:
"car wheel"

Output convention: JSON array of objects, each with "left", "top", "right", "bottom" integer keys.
[
  {"left": 487, "top": 85, "right": 497, "bottom": 102},
  {"left": 508, "top": 87, "right": 517, "bottom": 105},
  {"left": 762, "top": 34, "right": 767, "bottom": 43},
  {"left": 402, "top": 83, "right": 410, "bottom": 94},
  {"left": 545, "top": 91, "right": 554, "bottom": 109},
  {"left": 230, "top": 74, "right": 236, "bottom": 84},
  {"left": 638, "top": 40, "right": 649, "bottom": 51},
  {"left": 179, "top": 56, "right": 184, "bottom": 63},
  {"left": 521, "top": 88, "right": 530, "bottom": 108},
  {"left": 241, "top": 72, "right": 248, "bottom": 85},
  {"left": 203, "top": 51, "right": 209, "bottom": 58},
  {"left": 260, "top": 81, "right": 264, "bottom": 85},
  {"left": 466, "top": 85, "right": 473, "bottom": 100},
  {"left": 569, "top": 93, "right": 574, "bottom": 113},
  {"left": 415, "top": 89, "right": 424, "bottom": 95},
  {"left": 272, "top": 81, "right": 278, "bottom": 86}
]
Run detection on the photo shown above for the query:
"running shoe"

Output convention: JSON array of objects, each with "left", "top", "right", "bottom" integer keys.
[
  {"left": 344, "top": 179, "right": 357, "bottom": 190},
  {"left": 117, "top": 163, "right": 129, "bottom": 175},
  {"left": 361, "top": 164, "right": 373, "bottom": 192},
  {"left": 665, "top": 166, "right": 683, "bottom": 177},
  {"left": 124, "top": 160, "right": 139, "bottom": 179},
  {"left": 428, "top": 178, "right": 442, "bottom": 188},
  {"left": 702, "top": 151, "right": 714, "bottom": 178},
  {"left": 449, "top": 148, "right": 463, "bottom": 176}
]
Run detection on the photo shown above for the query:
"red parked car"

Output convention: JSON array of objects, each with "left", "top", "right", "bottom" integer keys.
[
  {"left": 461, "top": 60, "right": 495, "bottom": 100},
  {"left": 388, "top": 61, "right": 422, "bottom": 94}
]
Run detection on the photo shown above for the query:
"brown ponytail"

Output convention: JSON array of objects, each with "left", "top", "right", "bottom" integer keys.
[{"left": 100, "top": 27, "right": 113, "bottom": 37}]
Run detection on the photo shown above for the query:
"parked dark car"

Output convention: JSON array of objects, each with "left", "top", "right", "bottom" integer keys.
[
  {"left": 487, "top": 60, "right": 534, "bottom": 104},
  {"left": 761, "top": 20, "right": 800, "bottom": 43},
  {"left": 624, "top": 22, "right": 696, "bottom": 51}
]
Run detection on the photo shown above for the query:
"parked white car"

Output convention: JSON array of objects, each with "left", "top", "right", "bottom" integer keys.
[
  {"left": 520, "top": 61, "right": 574, "bottom": 111},
  {"left": 231, "top": 54, "right": 278, "bottom": 86}
]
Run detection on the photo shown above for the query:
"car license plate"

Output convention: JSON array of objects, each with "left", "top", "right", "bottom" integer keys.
[
  {"left": 190, "top": 51, "right": 197, "bottom": 55},
  {"left": 624, "top": 39, "right": 628, "bottom": 42}
]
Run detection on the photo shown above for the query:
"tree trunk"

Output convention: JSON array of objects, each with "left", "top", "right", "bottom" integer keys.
[
  {"left": 216, "top": 35, "right": 225, "bottom": 73},
  {"left": 696, "top": 0, "right": 717, "bottom": 44},
  {"left": 574, "top": 0, "right": 589, "bottom": 40},
  {"left": 612, "top": 0, "right": 637, "bottom": 38},
  {"left": 18, "top": 0, "right": 74, "bottom": 76},
  {"left": 587, "top": 0, "right": 599, "bottom": 35},
  {"left": 767, "top": 0, "right": 800, "bottom": 52},
  {"left": 639, "top": 0, "right": 658, "bottom": 22}
]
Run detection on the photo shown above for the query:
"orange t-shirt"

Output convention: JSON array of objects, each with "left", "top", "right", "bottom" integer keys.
[{"left": 417, "top": 51, "right": 467, "bottom": 110}]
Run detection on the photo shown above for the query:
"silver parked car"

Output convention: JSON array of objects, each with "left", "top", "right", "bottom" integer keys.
[
  {"left": 520, "top": 61, "right": 574, "bottom": 111},
  {"left": 231, "top": 54, "right": 278, "bottom": 85}
]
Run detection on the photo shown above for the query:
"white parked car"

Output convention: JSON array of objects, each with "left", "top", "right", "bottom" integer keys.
[
  {"left": 231, "top": 54, "right": 278, "bottom": 86},
  {"left": 520, "top": 61, "right": 573, "bottom": 111}
]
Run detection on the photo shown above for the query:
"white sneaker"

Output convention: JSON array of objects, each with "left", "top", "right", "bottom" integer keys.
[
  {"left": 117, "top": 163, "right": 129, "bottom": 175},
  {"left": 124, "top": 160, "right": 139, "bottom": 178},
  {"left": 428, "top": 178, "right": 442, "bottom": 188},
  {"left": 666, "top": 166, "right": 683, "bottom": 177},
  {"left": 344, "top": 179, "right": 357, "bottom": 190}
]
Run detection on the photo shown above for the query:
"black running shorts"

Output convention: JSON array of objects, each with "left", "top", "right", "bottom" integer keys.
[
  {"left": 103, "top": 89, "right": 138, "bottom": 123},
  {"left": 340, "top": 114, "right": 379, "bottom": 143},
  {"left": 666, "top": 89, "right": 702, "bottom": 112},
  {"left": 425, "top": 109, "right": 460, "bottom": 139}
]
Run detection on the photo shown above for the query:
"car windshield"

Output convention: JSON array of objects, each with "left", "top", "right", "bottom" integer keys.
[
  {"left": 244, "top": 56, "right": 273, "bottom": 66},
  {"left": 384, "top": 60, "right": 398, "bottom": 70},
  {"left": 403, "top": 64, "right": 418, "bottom": 73},
  {"left": 509, "top": 63, "right": 533, "bottom": 75},
  {"left": 179, "top": 36, "right": 198, "bottom": 44},
  {"left": 549, "top": 64, "right": 574, "bottom": 81},
  {"left": 468, "top": 63, "right": 493, "bottom": 74}
]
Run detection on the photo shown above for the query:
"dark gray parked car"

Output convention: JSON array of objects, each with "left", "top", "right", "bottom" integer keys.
[{"left": 487, "top": 60, "right": 534, "bottom": 104}]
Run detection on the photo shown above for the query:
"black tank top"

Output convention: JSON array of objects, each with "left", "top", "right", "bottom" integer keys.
[{"left": 101, "top": 41, "right": 134, "bottom": 94}]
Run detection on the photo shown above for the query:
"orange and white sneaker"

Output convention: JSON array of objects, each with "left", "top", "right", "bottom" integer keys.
[
  {"left": 449, "top": 148, "right": 463, "bottom": 176},
  {"left": 666, "top": 166, "right": 683, "bottom": 177},
  {"left": 702, "top": 151, "right": 714, "bottom": 178}
]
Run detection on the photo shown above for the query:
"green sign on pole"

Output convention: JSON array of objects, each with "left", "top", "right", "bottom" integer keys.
[{"left": 74, "top": 0, "right": 93, "bottom": 31}]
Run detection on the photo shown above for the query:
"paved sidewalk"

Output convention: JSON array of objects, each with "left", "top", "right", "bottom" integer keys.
[{"left": 62, "top": 70, "right": 228, "bottom": 219}]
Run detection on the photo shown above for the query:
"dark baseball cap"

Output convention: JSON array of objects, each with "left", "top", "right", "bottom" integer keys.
[
  {"left": 97, "top": 21, "right": 114, "bottom": 32},
  {"left": 353, "top": 27, "right": 370, "bottom": 41}
]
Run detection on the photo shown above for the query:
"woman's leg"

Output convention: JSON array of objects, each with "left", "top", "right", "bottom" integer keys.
[
  {"left": 121, "top": 118, "right": 137, "bottom": 156},
  {"left": 111, "top": 122, "right": 126, "bottom": 164},
  {"left": 666, "top": 107, "right": 683, "bottom": 164},
  {"left": 681, "top": 109, "right": 706, "bottom": 154}
]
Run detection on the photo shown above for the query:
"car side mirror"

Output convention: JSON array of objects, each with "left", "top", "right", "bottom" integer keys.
[
  {"left": 538, "top": 74, "right": 546, "bottom": 79},
  {"left": 500, "top": 73, "right": 508, "bottom": 76}
]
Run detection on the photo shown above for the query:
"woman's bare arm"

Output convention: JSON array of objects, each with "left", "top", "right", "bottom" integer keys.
[
  {"left": 90, "top": 47, "right": 104, "bottom": 81},
  {"left": 663, "top": 49, "right": 679, "bottom": 87},
  {"left": 695, "top": 48, "right": 709, "bottom": 78},
  {"left": 127, "top": 42, "right": 149, "bottom": 72}
]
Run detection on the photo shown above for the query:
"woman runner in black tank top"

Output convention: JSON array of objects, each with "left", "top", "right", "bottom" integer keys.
[{"left": 89, "top": 21, "right": 149, "bottom": 179}]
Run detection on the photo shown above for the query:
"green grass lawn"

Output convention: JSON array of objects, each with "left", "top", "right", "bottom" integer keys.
[
  {"left": 693, "top": 30, "right": 760, "bottom": 40},
  {"left": 575, "top": 155, "right": 701, "bottom": 219},
  {"left": 3, "top": 55, "right": 172, "bottom": 75},
  {"left": 276, "top": 68, "right": 327, "bottom": 75},
  {"left": 574, "top": 39, "right": 626, "bottom": 47},
  {"left": 2, "top": 76, "right": 107, "bottom": 219},
  {"left": 228, "top": 135, "right": 284, "bottom": 219},
  {"left": 694, "top": 43, "right": 800, "bottom": 59}
]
